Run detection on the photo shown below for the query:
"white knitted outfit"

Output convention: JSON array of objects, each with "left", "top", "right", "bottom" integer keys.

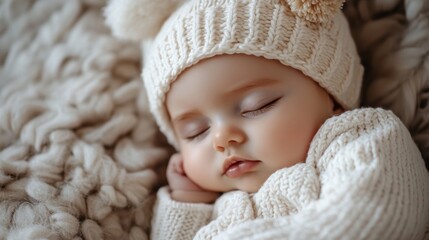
[{"left": 151, "top": 108, "right": 429, "bottom": 240}]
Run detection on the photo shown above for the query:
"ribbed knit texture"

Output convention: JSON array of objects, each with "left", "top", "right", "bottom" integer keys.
[
  {"left": 151, "top": 108, "right": 429, "bottom": 240},
  {"left": 151, "top": 189, "right": 213, "bottom": 239},
  {"left": 141, "top": 0, "right": 364, "bottom": 148}
]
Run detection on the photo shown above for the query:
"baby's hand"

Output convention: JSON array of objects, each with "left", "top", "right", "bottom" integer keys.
[{"left": 167, "top": 153, "right": 220, "bottom": 203}]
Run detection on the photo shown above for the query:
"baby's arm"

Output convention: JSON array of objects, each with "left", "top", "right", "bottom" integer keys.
[
  {"left": 151, "top": 187, "right": 214, "bottom": 240},
  {"left": 213, "top": 109, "right": 429, "bottom": 240},
  {"left": 151, "top": 154, "right": 220, "bottom": 239}
]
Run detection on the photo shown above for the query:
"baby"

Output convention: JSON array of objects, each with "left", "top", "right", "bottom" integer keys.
[
  {"left": 165, "top": 53, "right": 342, "bottom": 203},
  {"left": 105, "top": 0, "right": 429, "bottom": 239}
]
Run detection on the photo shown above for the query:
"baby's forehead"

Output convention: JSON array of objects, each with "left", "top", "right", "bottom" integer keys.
[
  {"left": 167, "top": 54, "right": 301, "bottom": 92},
  {"left": 166, "top": 55, "right": 270, "bottom": 96}
]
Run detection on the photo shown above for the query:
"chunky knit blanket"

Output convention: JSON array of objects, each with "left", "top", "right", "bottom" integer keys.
[{"left": 0, "top": 0, "right": 428, "bottom": 239}]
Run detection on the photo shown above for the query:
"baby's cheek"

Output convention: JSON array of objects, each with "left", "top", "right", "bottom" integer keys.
[
  {"left": 265, "top": 119, "right": 311, "bottom": 165},
  {"left": 182, "top": 147, "right": 212, "bottom": 187},
  {"left": 181, "top": 148, "right": 200, "bottom": 175}
]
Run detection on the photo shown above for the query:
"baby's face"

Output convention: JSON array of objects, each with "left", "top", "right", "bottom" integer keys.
[{"left": 166, "top": 54, "right": 337, "bottom": 193}]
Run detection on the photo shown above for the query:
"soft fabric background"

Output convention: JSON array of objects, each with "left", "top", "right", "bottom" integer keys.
[{"left": 0, "top": 0, "right": 428, "bottom": 239}]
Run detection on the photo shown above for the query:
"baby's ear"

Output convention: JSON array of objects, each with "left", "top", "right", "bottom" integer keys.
[
  {"left": 330, "top": 97, "right": 344, "bottom": 115},
  {"left": 104, "top": 0, "right": 186, "bottom": 41}
]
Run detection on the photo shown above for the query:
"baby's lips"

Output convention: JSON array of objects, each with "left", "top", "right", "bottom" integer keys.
[{"left": 224, "top": 160, "right": 260, "bottom": 178}]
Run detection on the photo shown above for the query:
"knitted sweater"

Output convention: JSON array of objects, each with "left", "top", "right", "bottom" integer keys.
[{"left": 151, "top": 108, "right": 429, "bottom": 240}]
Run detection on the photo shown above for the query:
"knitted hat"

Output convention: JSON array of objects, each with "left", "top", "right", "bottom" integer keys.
[{"left": 105, "top": 0, "right": 364, "bottom": 148}]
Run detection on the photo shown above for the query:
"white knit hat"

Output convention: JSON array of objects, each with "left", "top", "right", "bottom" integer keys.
[{"left": 105, "top": 0, "right": 364, "bottom": 148}]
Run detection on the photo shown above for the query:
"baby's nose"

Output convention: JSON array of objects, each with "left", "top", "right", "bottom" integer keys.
[{"left": 212, "top": 123, "right": 246, "bottom": 152}]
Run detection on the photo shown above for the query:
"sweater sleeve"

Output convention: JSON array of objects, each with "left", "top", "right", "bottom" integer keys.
[
  {"left": 151, "top": 186, "right": 214, "bottom": 240},
  {"left": 214, "top": 109, "right": 429, "bottom": 240}
]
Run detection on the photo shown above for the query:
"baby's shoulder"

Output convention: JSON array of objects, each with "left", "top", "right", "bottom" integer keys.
[
  {"left": 316, "top": 107, "right": 407, "bottom": 142},
  {"left": 308, "top": 107, "right": 418, "bottom": 167},
  {"left": 329, "top": 107, "right": 403, "bottom": 129}
]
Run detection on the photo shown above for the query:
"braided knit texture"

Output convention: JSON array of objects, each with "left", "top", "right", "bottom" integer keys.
[{"left": 0, "top": 0, "right": 171, "bottom": 239}]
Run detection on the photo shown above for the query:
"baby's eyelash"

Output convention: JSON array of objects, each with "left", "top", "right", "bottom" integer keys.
[
  {"left": 241, "top": 97, "right": 281, "bottom": 118},
  {"left": 185, "top": 128, "right": 209, "bottom": 141}
]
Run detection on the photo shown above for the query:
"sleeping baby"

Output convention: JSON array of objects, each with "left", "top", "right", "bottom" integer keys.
[{"left": 105, "top": 0, "right": 429, "bottom": 239}]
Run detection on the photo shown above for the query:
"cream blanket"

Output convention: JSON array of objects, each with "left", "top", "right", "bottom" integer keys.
[{"left": 0, "top": 0, "right": 428, "bottom": 239}]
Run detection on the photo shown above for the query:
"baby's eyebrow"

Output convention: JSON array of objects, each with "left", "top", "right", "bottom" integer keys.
[
  {"left": 225, "top": 78, "right": 279, "bottom": 97},
  {"left": 171, "top": 111, "right": 198, "bottom": 125}
]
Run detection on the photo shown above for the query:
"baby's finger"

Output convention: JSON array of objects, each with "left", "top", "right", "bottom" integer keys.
[
  {"left": 168, "top": 170, "right": 205, "bottom": 191},
  {"left": 169, "top": 153, "right": 184, "bottom": 174}
]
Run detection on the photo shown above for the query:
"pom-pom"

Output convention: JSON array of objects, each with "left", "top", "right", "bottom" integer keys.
[
  {"left": 286, "top": 0, "right": 345, "bottom": 23},
  {"left": 104, "top": 0, "right": 186, "bottom": 41}
]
